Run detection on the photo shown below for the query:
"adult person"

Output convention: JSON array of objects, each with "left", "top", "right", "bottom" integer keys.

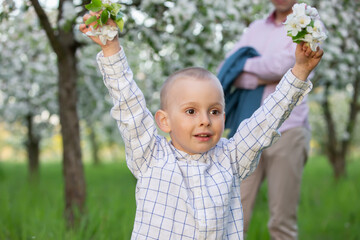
[{"left": 222, "top": 0, "right": 312, "bottom": 239}]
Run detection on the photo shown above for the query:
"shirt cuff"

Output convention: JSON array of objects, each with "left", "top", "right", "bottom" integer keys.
[
  {"left": 284, "top": 68, "right": 313, "bottom": 96},
  {"left": 96, "top": 47, "right": 128, "bottom": 76}
]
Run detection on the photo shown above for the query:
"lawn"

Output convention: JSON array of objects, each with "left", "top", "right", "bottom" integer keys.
[
  {"left": 0, "top": 156, "right": 359, "bottom": 239},
  {"left": 0, "top": 162, "right": 136, "bottom": 240},
  {"left": 247, "top": 156, "right": 360, "bottom": 240}
]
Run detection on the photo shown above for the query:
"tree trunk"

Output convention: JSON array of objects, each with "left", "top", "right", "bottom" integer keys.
[
  {"left": 26, "top": 114, "right": 40, "bottom": 180},
  {"left": 322, "top": 83, "right": 347, "bottom": 179},
  {"left": 29, "top": 0, "right": 88, "bottom": 229},
  {"left": 328, "top": 152, "right": 346, "bottom": 180},
  {"left": 88, "top": 124, "right": 100, "bottom": 165},
  {"left": 58, "top": 46, "right": 86, "bottom": 227}
]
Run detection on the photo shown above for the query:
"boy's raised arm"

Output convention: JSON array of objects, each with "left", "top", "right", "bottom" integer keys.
[
  {"left": 227, "top": 42, "right": 323, "bottom": 179},
  {"left": 79, "top": 12, "right": 158, "bottom": 178}
]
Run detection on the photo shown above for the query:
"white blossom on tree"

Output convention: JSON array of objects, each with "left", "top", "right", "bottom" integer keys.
[
  {"left": 0, "top": 8, "right": 57, "bottom": 174},
  {"left": 307, "top": 0, "right": 360, "bottom": 178}
]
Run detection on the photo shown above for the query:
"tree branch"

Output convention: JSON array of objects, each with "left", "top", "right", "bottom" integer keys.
[{"left": 29, "top": 0, "right": 62, "bottom": 55}]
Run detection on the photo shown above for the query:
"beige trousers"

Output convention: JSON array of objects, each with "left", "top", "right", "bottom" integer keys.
[{"left": 241, "top": 127, "right": 311, "bottom": 240}]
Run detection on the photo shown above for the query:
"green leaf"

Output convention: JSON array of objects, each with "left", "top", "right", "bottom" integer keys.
[
  {"left": 116, "top": 18, "right": 124, "bottom": 32},
  {"left": 110, "top": 3, "right": 121, "bottom": 15},
  {"left": 85, "top": 0, "right": 103, "bottom": 12},
  {"left": 85, "top": 0, "right": 126, "bottom": 31},
  {"left": 295, "top": 29, "right": 307, "bottom": 39},
  {"left": 85, "top": 15, "right": 98, "bottom": 25},
  {"left": 100, "top": 10, "right": 109, "bottom": 25},
  {"left": 115, "top": 11, "right": 124, "bottom": 21}
]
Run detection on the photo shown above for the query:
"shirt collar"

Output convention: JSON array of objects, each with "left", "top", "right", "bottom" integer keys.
[{"left": 169, "top": 141, "right": 208, "bottom": 163}]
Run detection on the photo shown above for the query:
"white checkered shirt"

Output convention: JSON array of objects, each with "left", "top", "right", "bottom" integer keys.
[{"left": 97, "top": 48, "right": 312, "bottom": 240}]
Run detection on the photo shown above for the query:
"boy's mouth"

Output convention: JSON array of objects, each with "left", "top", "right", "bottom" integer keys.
[{"left": 194, "top": 133, "right": 212, "bottom": 141}]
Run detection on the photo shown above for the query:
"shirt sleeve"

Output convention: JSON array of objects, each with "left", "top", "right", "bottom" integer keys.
[
  {"left": 224, "top": 69, "right": 312, "bottom": 179},
  {"left": 233, "top": 72, "right": 259, "bottom": 89},
  {"left": 96, "top": 48, "right": 157, "bottom": 178}
]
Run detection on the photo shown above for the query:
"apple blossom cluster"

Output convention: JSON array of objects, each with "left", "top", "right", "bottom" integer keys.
[
  {"left": 86, "top": 25, "right": 118, "bottom": 45},
  {"left": 284, "top": 3, "right": 327, "bottom": 51},
  {"left": 84, "top": 0, "right": 125, "bottom": 45}
]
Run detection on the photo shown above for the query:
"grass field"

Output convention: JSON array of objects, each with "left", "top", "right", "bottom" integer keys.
[
  {"left": 247, "top": 156, "right": 360, "bottom": 240},
  {"left": 0, "top": 156, "right": 359, "bottom": 239}
]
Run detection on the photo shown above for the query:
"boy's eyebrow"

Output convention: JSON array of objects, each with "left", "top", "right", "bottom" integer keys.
[
  {"left": 179, "top": 102, "right": 199, "bottom": 108},
  {"left": 180, "top": 102, "right": 224, "bottom": 108}
]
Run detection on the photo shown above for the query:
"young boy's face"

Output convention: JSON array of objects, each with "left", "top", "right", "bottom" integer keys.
[{"left": 160, "top": 76, "right": 225, "bottom": 155}]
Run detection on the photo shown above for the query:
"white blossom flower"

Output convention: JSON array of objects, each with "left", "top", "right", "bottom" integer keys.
[
  {"left": 284, "top": 3, "right": 327, "bottom": 51},
  {"left": 86, "top": 25, "right": 118, "bottom": 45},
  {"left": 283, "top": 12, "right": 295, "bottom": 24},
  {"left": 303, "top": 33, "right": 313, "bottom": 42},
  {"left": 292, "top": 3, "right": 307, "bottom": 17},
  {"left": 305, "top": 6, "right": 319, "bottom": 19},
  {"left": 284, "top": 17, "right": 302, "bottom": 36},
  {"left": 297, "top": 14, "right": 311, "bottom": 28}
]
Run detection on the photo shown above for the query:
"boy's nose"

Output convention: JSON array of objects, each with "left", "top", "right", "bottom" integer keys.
[{"left": 199, "top": 113, "right": 211, "bottom": 126}]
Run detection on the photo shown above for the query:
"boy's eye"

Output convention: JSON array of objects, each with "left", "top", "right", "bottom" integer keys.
[
  {"left": 185, "top": 109, "right": 195, "bottom": 115},
  {"left": 210, "top": 109, "right": 220, "bottom": 115}
]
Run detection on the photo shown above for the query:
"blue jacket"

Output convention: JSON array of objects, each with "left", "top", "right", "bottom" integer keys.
[{"left": 218, "top": 47, "right": 264, "bottom": 138}]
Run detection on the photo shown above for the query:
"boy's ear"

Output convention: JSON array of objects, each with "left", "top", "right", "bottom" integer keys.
[{"left": 155, "top": 109, "right": 171, "bottom": 133}]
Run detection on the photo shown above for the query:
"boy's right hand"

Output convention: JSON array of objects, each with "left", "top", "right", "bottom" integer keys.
[
  {"left": 79, "top": 12, "right": 121, "bottom": 57},
  {"left": 292, "top": 42, "right": 324, "bottom": 81}
]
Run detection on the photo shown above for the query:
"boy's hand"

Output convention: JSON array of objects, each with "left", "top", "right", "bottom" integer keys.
[
  {"left": 292, "top": 42, "right": 324, "bottom": 81},
  {"left": 79, "top": 12, "right": 121, "bottom": 57}
]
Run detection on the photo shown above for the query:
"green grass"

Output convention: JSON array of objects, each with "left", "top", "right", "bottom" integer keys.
[
  {"left": 0, "top": 156, "right": 359, "bottom": 239},
  {"left": 246, "top": 156, "right": 360, "bottom": 240},
  {"left": 0, "top": 161, "right": 136, "bottom": 240}
]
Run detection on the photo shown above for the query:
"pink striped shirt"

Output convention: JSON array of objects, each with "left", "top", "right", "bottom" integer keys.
[{"left": 225, "top": 11, "right": 311, "bottom": 133}]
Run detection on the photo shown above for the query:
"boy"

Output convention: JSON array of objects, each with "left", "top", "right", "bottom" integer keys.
[{"left": 80, "top": 12, "right": 323, "bottom": 240}]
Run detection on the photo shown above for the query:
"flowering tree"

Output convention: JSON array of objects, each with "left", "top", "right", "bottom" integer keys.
[
  {"left": 3, "top": 0, "right": 357, "bottom": 230},
  {"left": 0, "top": 9, "right": 57, "bottom": 178},
  {"left": 309, "top": 0, "right": 360, "bottom": 178},
  {"left": 17, "top": 0, "right": 87, "bottom": 226},
  {"left": 0, "top": 0, "right": 270, "bottom": 226},
  {"left": 115, "top": 0, "right": 271, "bottom": 109},
  {"left": 76, "top": 43, "right": 120, "bottom": 164},
  {"left": 83, "top": 0, "right": 359, "bottom": 179},
  {"left": 0, "top": 0, "right": 274, "bottom": 226}
]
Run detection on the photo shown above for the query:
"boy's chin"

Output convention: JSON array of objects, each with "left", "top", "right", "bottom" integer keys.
[
  {"left": 185, "top": 146, "right": 214, "bottom": 155},
  {"left": 171, "top": 140, "right": 216, "bottom": 155}
]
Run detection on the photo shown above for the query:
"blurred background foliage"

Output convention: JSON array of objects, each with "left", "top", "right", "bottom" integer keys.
[
  {"left": 0, "top": 0, "right": 359, "bottom": 238},
  {"left": 0, "top": 0, "right": 359, "bottom": 175}
]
